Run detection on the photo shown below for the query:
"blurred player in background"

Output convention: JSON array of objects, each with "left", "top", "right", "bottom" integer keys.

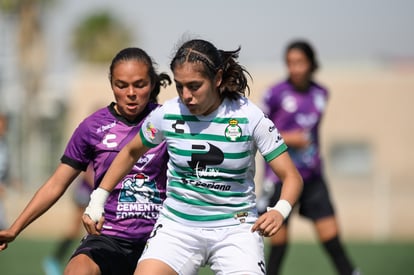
[
  {"left": 259, "top": 39, "right": 360, "bottom": 275},
  {"left": 0, "top": 47, "right": 171, "bottom": 275}
]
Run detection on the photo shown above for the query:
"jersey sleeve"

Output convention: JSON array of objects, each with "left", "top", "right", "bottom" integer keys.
[
  {"left": 254, "top": 114, "right": 287, "bottom": 163},
  {"left": 61, "top": 120, "right": 92, "bottom": 171},
  {"left": 139, "top": 106, "right": 165, "bottom": 148}
]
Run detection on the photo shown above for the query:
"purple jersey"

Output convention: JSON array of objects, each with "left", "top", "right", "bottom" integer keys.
[
  {"left": 72, "top": 178, "right": 93, "bottom": 208},
  {"left": 262, "top": 80, "right": 328, "bottom": 182},
  {"left": 61, "top": 102, "right": 168, "bottom": 241}
]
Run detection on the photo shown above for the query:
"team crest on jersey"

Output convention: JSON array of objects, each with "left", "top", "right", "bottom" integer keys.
[{"left": 224, "top": 119, "right": 242, "bottom": 141}]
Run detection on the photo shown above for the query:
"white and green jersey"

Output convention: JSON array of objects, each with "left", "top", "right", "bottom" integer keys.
[{"left": 140, "top": 96, "right": 287, "bottom": 227}]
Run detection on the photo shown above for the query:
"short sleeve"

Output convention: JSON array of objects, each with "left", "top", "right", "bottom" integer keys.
[
  {"left": 61, "top": 121, "right": 92, "bottom": 171},
  {"left": 254, "top": 114, "right": 287, "bottom": 162},
  {"left": 140, "top": 106, "right": 165, "bottom": 148}
]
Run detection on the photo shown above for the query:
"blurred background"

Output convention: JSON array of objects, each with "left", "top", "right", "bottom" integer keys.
[{"left": 0, "top": 0, "right": 413, "bottom": 274}]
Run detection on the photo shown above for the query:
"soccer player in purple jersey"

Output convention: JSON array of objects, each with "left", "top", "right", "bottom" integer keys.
[
  {"left": 0, "top": 47, "right": 171, "bottom": 275},
  {"left": 259, "top": 40, "right": 359, "bottom": 275}
]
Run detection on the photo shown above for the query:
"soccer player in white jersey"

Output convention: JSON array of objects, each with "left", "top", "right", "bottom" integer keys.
[{"left": 84, "top": 38, "right": 303, "bottom": 275}]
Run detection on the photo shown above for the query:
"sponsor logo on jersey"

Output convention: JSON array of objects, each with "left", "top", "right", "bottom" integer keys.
[
  {"left": 134, "top": 153, "right": 155, "bottom": 170},
  {"left": 96, "top": 121, "right": 116, "bottom": 133},
  {"left": 195, "top": 163, "right": 220, "bottom": 178},
  {"left": 234, "top": 211, "right": 248, "bottom": 223},
  {"left": 103, "top": 133, "right": 118, "bottom": 148},
  {"left": 181, "top": 178, "right": 231, "bottom": 191},
  {"left": 172, "top": 119, "right": 185, "bottom": 133},
  {"left": 187, "top": 143, "right": 224, "bottom": 171},
  {"left": 119, "top": 173, "right": 161, "bottom": 204},
  {"left": 295, "top": 113, "right": 318, "bottom": 128},
  {"left": 281, "top": 95, "right": 297, "bottom": 113},
  {"left": 314, "top": 92, "right": 326, "bottom": 112},
  {"left": 116, "top": 173, "right": 163, "bottom": 220}
]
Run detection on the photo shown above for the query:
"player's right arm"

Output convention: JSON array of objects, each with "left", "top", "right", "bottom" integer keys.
[
  {"left": 83, "top": 133, "right": 150, "bottom": 234},
  {"left": 279, "top": 129, "right": 311, "bottom": 149},
  {"left": 0, "top": 164, "right": 80, "bottom": 251}
]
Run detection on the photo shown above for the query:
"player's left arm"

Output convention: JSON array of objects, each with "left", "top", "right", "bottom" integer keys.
[
  {"left": 0, "top": 164, "right": 80, "bottom": 250},
  {"left": 83, "top": 134, "right": 150, "bottom": 234},
  {"left": 252, "top": 152, "right": 303, "bottom": 237}
]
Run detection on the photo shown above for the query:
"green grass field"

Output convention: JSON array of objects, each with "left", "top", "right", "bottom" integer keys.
[{"left": 0, "top": 238, "right": 413, "bottom": 275}]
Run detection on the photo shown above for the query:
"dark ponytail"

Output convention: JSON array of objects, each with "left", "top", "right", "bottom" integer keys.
[{"left": 170, "top": 39, "right": 251, "bottom": 100}]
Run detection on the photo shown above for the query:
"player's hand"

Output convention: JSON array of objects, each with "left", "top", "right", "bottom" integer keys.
[
  {"left": 251, "top": 210, "right": 284, "bottom": 237},
  {"left": 82, "top": 187, "right": 110, "bottom": 235},
  {"left": 0, "top": 229, "right": 17, "bottom": 251},
  {"left": 82, "top": 212, "right": 105, "bottom": 235},
  {"left": 283, "top": 129, "right": 311, "bottom": 149}
]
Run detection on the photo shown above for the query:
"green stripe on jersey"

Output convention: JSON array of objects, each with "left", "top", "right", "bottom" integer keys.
[
  {"left": 170, "top": 161, "right": 248, "bottom": 179},
  {"left": 169, "top": 192, "right": 249, "bottom": 208},
  {"left": 168, "top": 180, "right": 247, "bottom": 197},
  {"left": 169, "top": 145, "right": 249, "bottom": 159},
  {"left": 165, "top": 130, "right": 251, "bottom": 142},
  {"left": 164, "top": 114, "right": 249, "bottom": 124},
  {"left": 165, "top": 205, "right": 234, "bottom": 221}
]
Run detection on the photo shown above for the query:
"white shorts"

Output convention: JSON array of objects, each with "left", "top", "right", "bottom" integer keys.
[{"left": 139, "top": 215, "right": 266, "bottom": 275}]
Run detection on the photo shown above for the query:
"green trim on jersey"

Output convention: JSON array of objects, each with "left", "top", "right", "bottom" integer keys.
[
  {"left": 139, "top": 130, "right": 157, "bottom": 148},
  {"left": 264, "top": 143, "right": 288, "bottom": 162}
]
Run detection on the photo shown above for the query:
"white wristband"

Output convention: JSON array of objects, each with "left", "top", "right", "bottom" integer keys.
[
  {"left": 84, "top": 187, "right": 110, "bottom": 222},
  {"left": 267, "top": 199, "right": 292, "bottom": 219}
]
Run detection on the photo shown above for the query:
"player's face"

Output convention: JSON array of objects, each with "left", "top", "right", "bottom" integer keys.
[
  {"left": 111, "top": 60, "right": 154, "bottom": 121},
  {"left": 286, "top": 48, "right": 312, "bottom": 88},
  {"left": 173, "top": 62, "right": 222, "bottom": 116}
]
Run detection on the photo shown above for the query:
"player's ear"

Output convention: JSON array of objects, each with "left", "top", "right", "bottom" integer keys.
[{"left": 215, "top": 69, "right": 223, "bottom": 88}]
